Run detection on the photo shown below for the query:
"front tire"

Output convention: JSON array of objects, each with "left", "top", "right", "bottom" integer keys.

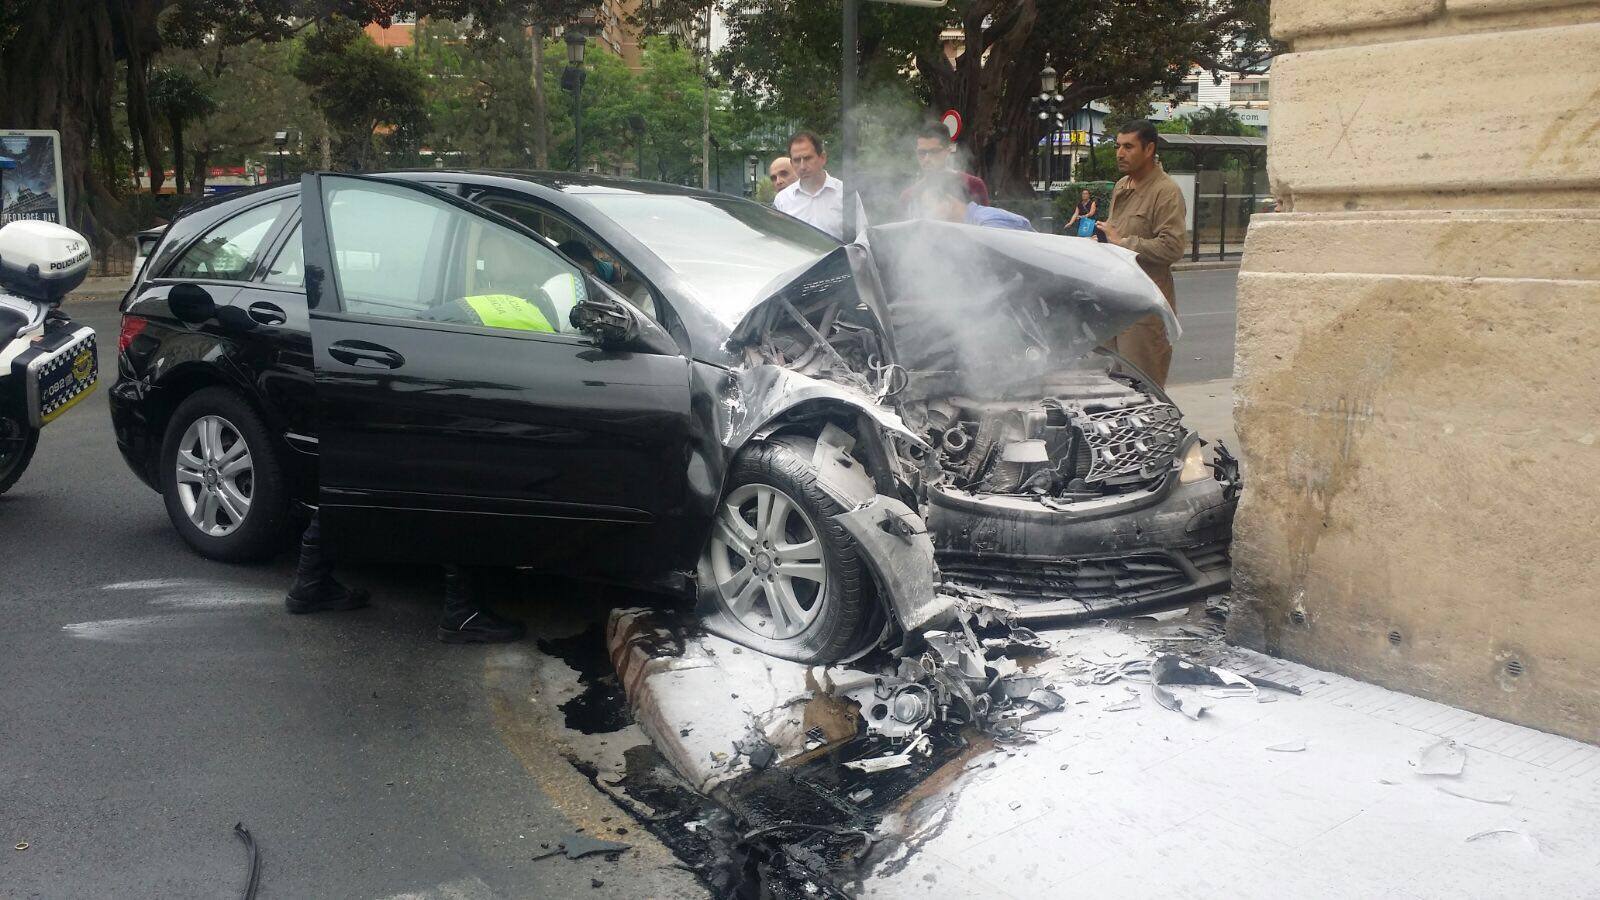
[
  {"left": 159, "top": 387, "right": 290, "bottom": 562},
  {"left": 699, "top": 440, "right": 874, "bottom": 663},
  {"left": 0, "top": 416, "right": 38, "bottom": 496}
]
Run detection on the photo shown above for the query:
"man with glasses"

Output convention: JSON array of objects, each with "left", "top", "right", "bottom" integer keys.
[{"left": 901, "top": 122, "right": 989, "bottom": 211}]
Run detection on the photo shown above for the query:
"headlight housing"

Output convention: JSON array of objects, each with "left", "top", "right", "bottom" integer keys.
[{"left": 1178, "top": 441, "right": 1210, "bottom": 484}]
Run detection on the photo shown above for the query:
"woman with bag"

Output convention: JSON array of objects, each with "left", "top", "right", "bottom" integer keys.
[{"left": 1065, "top": 188, "right": 1098, "bottom": 237}]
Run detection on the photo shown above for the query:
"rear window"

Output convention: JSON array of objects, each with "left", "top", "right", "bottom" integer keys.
[{"left": 166, "top": 200, "right": 289, "bottom": 281}]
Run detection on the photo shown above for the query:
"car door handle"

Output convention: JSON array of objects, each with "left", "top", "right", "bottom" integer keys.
[
  {"left": 247, "top": 301, "right": 287, "bottom": 326},
  {"left": 328, "top": 340, "right": 405, "bottom": 369}
]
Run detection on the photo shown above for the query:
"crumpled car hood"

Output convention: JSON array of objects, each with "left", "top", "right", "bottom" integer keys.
[{"left": 728, "top": 220, "right": 1178, "bottom": 395}]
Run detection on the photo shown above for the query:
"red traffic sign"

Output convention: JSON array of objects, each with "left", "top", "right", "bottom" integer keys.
[{"left": 941, "top": 109, "right": 963, "bottom": 141}]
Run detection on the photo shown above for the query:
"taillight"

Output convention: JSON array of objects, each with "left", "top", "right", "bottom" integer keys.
[{"left": 118, "top": 315, "right": 149, "bottom": 353}]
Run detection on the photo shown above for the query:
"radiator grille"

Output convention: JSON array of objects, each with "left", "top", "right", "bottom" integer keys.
[{"left": 1073, "top": 402, "right": 1185, "bottom": 484}]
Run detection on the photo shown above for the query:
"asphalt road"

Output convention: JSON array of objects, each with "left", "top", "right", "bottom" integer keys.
[
  {"left": 1, "top": 298, "right": 701, "bottom": 898},
  {"left": 1167, "top": 267, "right": 1239, "bottom": 386}
]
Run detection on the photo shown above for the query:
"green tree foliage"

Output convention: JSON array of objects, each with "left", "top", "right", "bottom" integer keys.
[
  {"left": 415, "top": 26, "right": 735, "bottom": 181},
  {"left": 294, "top": 18, "right": 429, "bottom": 171},
  {"left": 175, "top": 39, "right": 322, "bottom": 186},
  {"left": 0, "top": 0, "right": 591, "bottom": 246},
  {"left": 147, "top": 66, "right": 218, "bottom": 195},
  {"left": 642, "top": 0, "right": 1273, "bottom": 200},
  {"left": 416, "top": 19, "right": 541, "bottom": 168},
  {"left": 1176, "top": 105, "right": 1259, "bottom": 137}
]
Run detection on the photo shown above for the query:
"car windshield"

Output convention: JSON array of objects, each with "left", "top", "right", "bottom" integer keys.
[{"left": 580, "top": 192, "right": 838, "bottom": 325}]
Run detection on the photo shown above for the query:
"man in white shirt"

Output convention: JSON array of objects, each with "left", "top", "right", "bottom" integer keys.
[{"left": 773, "top": 130, "right": 844, "bottom": 239}]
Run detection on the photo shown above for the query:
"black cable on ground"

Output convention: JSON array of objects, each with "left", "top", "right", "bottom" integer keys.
[{"left": 233, "top": 822, "right": 260, "bottom": 900}]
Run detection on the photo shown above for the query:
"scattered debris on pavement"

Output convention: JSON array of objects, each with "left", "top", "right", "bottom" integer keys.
[
  {"left": 532, "top": 833, "right": 633, "bottom": 861},
  {"left": 1410, "top": 738, "right": 1468, "bottom": 776},
  {"left": 1438, "top": 785, "right": 1513, "bottom": 805},
  {"left": 1149, "top": 653, "right": 1257, "bottom": 718}
]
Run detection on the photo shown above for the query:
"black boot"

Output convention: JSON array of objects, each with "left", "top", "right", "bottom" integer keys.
[
  {"left": 284, "top": 512, "right": 370, "bottom": 614},
  {"left": 437, "top": 565, "right": 526, "bottom": 644}
]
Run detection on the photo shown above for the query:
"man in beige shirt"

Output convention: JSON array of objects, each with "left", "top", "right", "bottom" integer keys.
[{"left": 1097, "top": 120, "right": 1187, "bottom": 387}]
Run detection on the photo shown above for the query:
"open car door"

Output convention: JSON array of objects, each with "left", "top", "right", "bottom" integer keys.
[{"left": 297, "top": 173, "right": 698, "bottom": 576}]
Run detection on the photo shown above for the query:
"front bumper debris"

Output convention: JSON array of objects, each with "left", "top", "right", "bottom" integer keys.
[{"left": 927, "top": 469, "right": 1238, "bottom": 625}]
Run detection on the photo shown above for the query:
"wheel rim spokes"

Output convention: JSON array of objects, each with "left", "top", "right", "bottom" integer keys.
[
  {"left": 707, "top": 483, "right": 828, "bottom": 640},
  {"left": 176, "top": 415, "right": 253, "bottom": 537}
]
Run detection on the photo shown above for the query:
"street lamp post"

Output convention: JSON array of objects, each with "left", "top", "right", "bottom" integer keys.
[
  {"left": 1031, "top": 66, "right": 1066, "bottom": 193},
  {"left": 273, "top": 131, "right": 288, "bottom": 182},
  {"left": 562, "top": 28, "right": 590, "bottom": 171}
]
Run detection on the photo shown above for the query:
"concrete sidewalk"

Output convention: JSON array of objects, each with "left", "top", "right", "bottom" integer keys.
[
  {"left": 861, "top": 622, "right": 1600, "bottom": 898},
  {"left": 613, "top": 612, "right": 1600, "bottom": 898},
  {"left": 1168, "top": 378, "right": 1237, "bottom": 451}
]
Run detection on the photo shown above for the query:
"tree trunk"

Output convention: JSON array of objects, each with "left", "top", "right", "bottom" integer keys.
[
  {"left": 0, "top": 1, "right": 121, "bottom": 246},
  {"left": 530, "top": 23, "right": 549, "bottom": 168},
  {"left": 170, "top": 116, "right": 187, "bottom": 195},
  {"left": 125, "top": 57, "right": 165, "bottom": 194},
  {"left": 190, "top": 148, "right": 209, "bottom": 198}
]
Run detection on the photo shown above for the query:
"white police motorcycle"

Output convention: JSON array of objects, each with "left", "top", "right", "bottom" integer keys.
[{"left": 0, "top": 220, "right": 97, "bottom": 494}]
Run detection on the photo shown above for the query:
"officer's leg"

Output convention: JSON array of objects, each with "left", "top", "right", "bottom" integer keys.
[
  {"left": 437, "top": 564, "right": 527, "bottom": 644},
  {"left": 284, "top": 510, "right": 371, "bottom": 614}
]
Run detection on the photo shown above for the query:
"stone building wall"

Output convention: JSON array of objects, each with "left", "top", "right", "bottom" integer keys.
[{"left": 1232, "top": 0, "right": 1600, "bottom": 742}]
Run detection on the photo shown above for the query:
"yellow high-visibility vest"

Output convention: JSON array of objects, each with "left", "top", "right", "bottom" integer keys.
[{"left": 460, "top": 294, "right": 555, "bottom": 333}]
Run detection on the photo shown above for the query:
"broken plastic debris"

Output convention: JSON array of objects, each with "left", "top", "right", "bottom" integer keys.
[
  {"left": 1465, "top": 828, "right": 1540, "bottom": 852},
  {"left": 1150, "top": 655, "right": 1258, "bottom": 718},
  {"left": 848, "top": 789, "right": 874, "bottom": 803},
  {"left": 843, "top": 733, "right": 931, "bottom": 773},
  {"left": 1104, "top": 697, "right": 1140, "bottom": 712},
  {"left": 1240, "top": 673, "right": 1304, "bottom": 696},
  {"left": 1409, "top": 738, "right": 1466, "bottom": 776},
  {"left": 1266, "top": 739, "right": 1307, "bottom": 752},
  {"left": 1026, "top": 689, "right": 1065, "bottom": 711},
  {"left": 533, "top": 834, "right": 632, "bottom": 861},
  {"left": 1008, "top": 801, "right": 1023, "bottom": 811},
  {"left": 1439, "top": 785, "right": 1512, "bottom": 805},
  {"left": 1133, "top": 607, "right": 1188, "bottom": 623}
]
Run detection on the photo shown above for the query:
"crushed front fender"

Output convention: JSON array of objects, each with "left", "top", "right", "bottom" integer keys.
[{"left": 834, "top": 495, "right": 956, "bottom": 634}]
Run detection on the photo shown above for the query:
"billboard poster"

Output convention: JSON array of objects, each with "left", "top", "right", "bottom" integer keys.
[{"left": 0, "top": 130, "right": 66, "bottom": 225}]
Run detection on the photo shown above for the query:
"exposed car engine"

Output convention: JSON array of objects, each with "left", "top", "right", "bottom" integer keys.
[{"left": 726, "top": 224, "right": 1240, "bottom": 624}]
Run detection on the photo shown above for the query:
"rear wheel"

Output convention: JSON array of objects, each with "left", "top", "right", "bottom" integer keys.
[
  {"left": 699, "top": 440, "right": 873, "bottom": 663},
  {"left": 0, "top": 416, "right": 38, "bottom": 495},
  {"left": 160, "top": 387, "right": 290, "bottom": 562}
]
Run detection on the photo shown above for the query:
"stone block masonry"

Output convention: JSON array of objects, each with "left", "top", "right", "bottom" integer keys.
[{"left": 1233, "top": 0, "right": 1600, "bottom": 742}]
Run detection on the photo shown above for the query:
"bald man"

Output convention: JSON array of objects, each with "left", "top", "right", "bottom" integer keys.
[{"left": 769, "top": 156, "right": 797, "bottom": 194}]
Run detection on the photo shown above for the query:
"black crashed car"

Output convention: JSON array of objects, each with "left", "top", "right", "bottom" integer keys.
[{"left": 111, "top": 170, "right": 1238, "bottom": 662}]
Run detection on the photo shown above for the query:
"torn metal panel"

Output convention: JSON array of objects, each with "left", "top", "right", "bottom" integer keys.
[
  {"left": 1149, "top": 654, "right": 1259, "bottom": 719},
  {"left": 833, "top": 496, "right": 955, "bottom": 633},
  {"left": 717, "top": 363, "right": 927, "bottom": 456}
]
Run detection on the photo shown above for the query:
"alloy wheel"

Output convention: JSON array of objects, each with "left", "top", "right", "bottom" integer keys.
[
  {"left": 707, "top": 483, "right": 830, "bottom": 640},
  {"left": 174, "top": 414, "right": 254, "bottom": 537}
]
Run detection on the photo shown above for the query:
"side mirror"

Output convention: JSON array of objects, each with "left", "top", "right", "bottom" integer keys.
[
  {"left": 570, "top": 279, "right": 679, "bottom": 356},
  {"left": 168, "top": 283, "right": 216, "bottom": 324}
]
